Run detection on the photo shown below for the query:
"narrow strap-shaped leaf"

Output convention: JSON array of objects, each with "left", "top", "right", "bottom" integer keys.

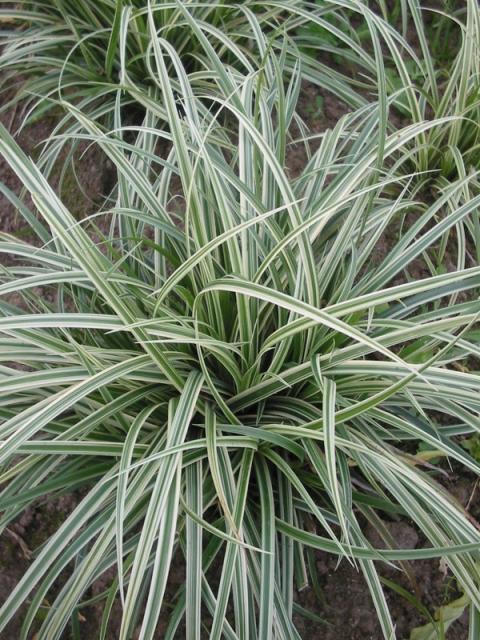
[
  {"left": 185, "top": 460, "right": 203, "bottom": 640},
  {"left": 254, "top": 456, "right": 275, "bottom": 640}
]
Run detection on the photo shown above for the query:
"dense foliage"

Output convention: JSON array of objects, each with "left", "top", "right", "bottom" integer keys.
[{"left": 0, "top": 1, "right": 479, "bottom": 638}]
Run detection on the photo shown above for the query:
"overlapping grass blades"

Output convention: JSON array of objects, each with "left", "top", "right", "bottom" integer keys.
[
  {"left": 0, "top": 1, "right": 365, "bottom": 135},
  {"left": 0, "top": 2, "right": 479, "bottom": 639},
  {"left": 299, "top": 0, "right": 480, "bottom": 186}
]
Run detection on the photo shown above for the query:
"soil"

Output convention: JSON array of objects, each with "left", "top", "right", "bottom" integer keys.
[
  {"left": 0, "top": 92, "right": 108, "bottom": 239},
  {"left": 287, "top": 83, "right": 351, "bottom": 179},
  {"left": 292, "top": 468, "right": 480, "bottom": 640},
  {"left": 0, "top": 48, "right": 478, "bottom": 640}
]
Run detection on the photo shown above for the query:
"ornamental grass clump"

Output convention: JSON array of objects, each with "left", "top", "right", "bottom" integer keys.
[
  {"left": 380, "top": 0, "right": 480, "bottom": 191},
  {"left": 0, "top": 3, "right": 479, "bottom": 640},
  {"left": 301, "top": 0, "right": 480, "bottom": 190},
  {"left": 0, "top": 1, "right": 363, "bottom": 136},
  {"left": 0, "top": 0, "right": 369, "bottom": 187}
]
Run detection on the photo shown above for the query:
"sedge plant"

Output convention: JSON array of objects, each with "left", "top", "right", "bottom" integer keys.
[
  {"left": 0, "top": 1, "right": 367, "bottom": 134},
  {"left": 300, "top": 0, "right": 480, "bottom": 189},
  {"left": 0, "top": 0, "right": 368, "bottom": 209},
  {"left": 0, "top": 4, "right": 480, "bottom": 640}
]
